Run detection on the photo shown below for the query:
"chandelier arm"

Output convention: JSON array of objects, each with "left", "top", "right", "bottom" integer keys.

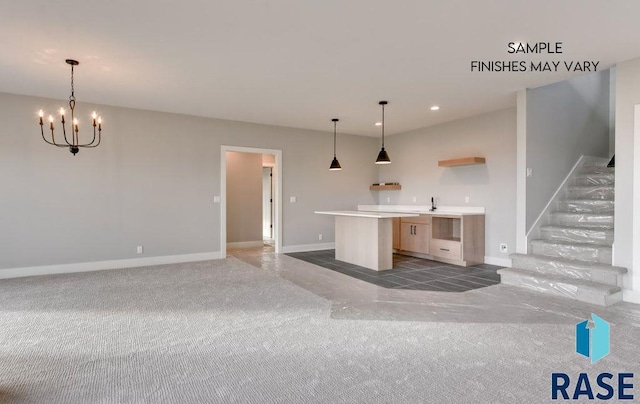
[
  {"left": 77, "top": 126, "right": 98, "bottom": 147},
  {"left": 80, "top": 134, "right": 101, "bottom": 148},
  {"left": 60, "top": 121, "right": 73, "bottom": 146},
  {"left": 40, "top": 125, "right": 68, "bottom": 147}
]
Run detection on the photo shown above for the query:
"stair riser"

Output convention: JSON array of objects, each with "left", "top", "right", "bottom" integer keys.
[
  {"left": 549, "top": 214, "right": 614, "bottom": 228},
  {"left": 530, "top": 242, "right": 612, "bottom": 264},
  {"left": 556, "top": 201, "right": 614, "bottom": 214},
  {"left": 574, "top": 176, "right": 615, "bottom": 186},
  {"left": 511, "top": 256, "right": 622, "bottom": 287},
  {"left": 541, "top": 228, "right": 613, "bottom": 246},
  {"left": 499, "top": 272, "right": 622, "bottom": 306},
  {"left": 567, "top": 188, "right": 614, "bottom": 200}
]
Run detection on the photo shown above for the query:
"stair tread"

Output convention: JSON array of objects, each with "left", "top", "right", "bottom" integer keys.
[
  {"left": 510, "top": 253, "right": 627, "bottom": 274},
  {"left": 550, "top": 211, "right": 614, "bottom": 217},
  {"left": 541, "top": 224, "right": 613, "bottom": 233},
  {"left": 575, "top": 173, "right": 614, "bottom": 177},
  {"left": 561, "top": 199, "right": 614, "bottom": 203},
  {"left": 498, "top": 268, "right": 621, "bottom": 294},
  {"left": 568, "top": 185, "right": 615, "bottom": 190},
  {"left": 530, "top": 238, "right": 612, "bottom": 249}
]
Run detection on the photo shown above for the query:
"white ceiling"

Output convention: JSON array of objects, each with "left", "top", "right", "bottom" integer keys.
[{"left": 2, "top": 0, "right": 640, "bottom": 136}]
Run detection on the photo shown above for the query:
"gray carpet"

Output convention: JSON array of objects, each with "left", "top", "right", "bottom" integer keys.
[{"left": 1, "top": 258, "right": 639, "bottom": 403}]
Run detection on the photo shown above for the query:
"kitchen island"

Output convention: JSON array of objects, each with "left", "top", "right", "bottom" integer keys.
[{"left": 315, "top": 210, "right": 419, "bottom": 271}]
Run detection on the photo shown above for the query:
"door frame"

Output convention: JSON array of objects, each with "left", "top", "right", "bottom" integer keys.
[{"left": 220, "top": 145, "right": 283, "bottom": 257}]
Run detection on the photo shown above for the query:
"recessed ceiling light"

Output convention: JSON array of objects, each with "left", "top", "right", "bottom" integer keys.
[
  {"left": 374, "top": 122, "right": 382, "bottom": 126},
  {"left": 430, "top": 106, "right": 440, "bottom": 111}
]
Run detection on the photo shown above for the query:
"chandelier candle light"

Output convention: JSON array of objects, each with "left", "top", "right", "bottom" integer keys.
[{"left": 38, "top": 59, "right": 103, "bottom": 156}]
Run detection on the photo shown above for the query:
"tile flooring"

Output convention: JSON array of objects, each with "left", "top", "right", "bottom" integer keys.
[{"left": 286, "top": 249, "right": 501, "bottom": 292}]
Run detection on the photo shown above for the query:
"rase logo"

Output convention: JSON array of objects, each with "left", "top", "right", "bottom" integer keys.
[
  {"left": 576, "top": 313, "right": 610, "bottom": 364},
  {"left": 551, "top": 314, "right": 635, "bottom": 401}
]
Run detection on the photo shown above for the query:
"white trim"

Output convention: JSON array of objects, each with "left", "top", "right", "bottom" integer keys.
[
  {"left": 226, "top": 240, "right": 264, "bottom": 249},
  {"left": 631, "top": 104, "right": 640, "bottom": 299},
  {"left": 623, "top": 289, "right": 640, "bottom": 305},
  {"left": 484, "top": 256, "right": 512, "bottom": 267},
  {"left": 0, "top": 251, "right": 224, "bottom": 280},
  {"left": 281, "top": 243, "right": 335, "bottom": 254},
  {"left": 221, "top": 146, "right": 283, "bottom": 258},
  {"left": 358, "top": 205, "right": 485, "bottom": 214},
  {"left": 516, "top": 89, "right": 528, "bottom": 254}
]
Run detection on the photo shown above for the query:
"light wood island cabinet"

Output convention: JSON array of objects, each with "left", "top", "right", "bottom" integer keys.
[
  {"left": 400, "top": 215, "right": 431, "bottom": 255},
  {"left": 394, "top": 213, "right": 484, "bottom": 267}
]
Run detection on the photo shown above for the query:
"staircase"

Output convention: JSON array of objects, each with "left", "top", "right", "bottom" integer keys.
[{"left": 498, "top": 158, "right": 626, "bottom": 306}]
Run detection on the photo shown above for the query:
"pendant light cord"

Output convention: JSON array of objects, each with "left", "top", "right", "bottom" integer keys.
[
  {"left": 333, "top": 120, "right": 337, "bottom": 158},
  {"left": 381, "top": 103, "right": 385, "bottom": 148}
]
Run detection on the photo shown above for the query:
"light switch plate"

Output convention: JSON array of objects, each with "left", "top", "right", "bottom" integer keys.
[
  {"left": 213, "top": 196, "right": 221, "bottom": 203},
  {"left": 290, "top": 196, "right": 297, "bottom": 203}
]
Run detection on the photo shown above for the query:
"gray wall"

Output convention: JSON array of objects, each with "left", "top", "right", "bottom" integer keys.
[
  {"left": 614, "top": 56, "right": 640, "bottom": 297},
  {"left": 0, "top": 92, "right": 378, "bottom": 270},
  {"left": 377, "top": 108, "right": 517, "bottom": 261},
  {"left": 526, "top": 70, "right": 610, "bottom": 231},
  {"left": 226, "top": 151, "right": 263, "bottom": 244}
]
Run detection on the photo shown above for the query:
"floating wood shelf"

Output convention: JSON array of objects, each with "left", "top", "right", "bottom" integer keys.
[
  {"left": 370, "top": 184, "right": 401, "bottom": 191},
  {"left": 438, "top": 157, "right": 486, "bottom": 167}
]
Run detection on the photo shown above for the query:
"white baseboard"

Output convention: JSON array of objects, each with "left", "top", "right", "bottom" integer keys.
[
  {"left": 623, "top": 289, "right": 640, "bottom": 305},
  {"left": 484, "top": 256, "right": 512, "bottom": 267},
  {"left": 281, "top": 243, "right": 335, "bottom": 254},
  {"left": 226, "top": 241, "right": 264, "bottom": 249},
  {"left": 0, "top": 251, "right": 224, "bottom": 280}
]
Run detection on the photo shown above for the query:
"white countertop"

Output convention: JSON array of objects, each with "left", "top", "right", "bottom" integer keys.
[
  {"left": 315, "top": 210, "right": 420, "bottom": 219},
  {"left": 357, "top": 205, "right": 485, "bottom": 216}
]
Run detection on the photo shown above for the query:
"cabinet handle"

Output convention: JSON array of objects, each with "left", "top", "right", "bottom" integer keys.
[{"left": 440, "top": 248, "right": 450, "bottom": 251}]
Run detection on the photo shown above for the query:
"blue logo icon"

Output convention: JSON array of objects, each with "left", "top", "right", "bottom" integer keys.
[{"left": 576, "top": 313, "right": 610, "bottom": 363}]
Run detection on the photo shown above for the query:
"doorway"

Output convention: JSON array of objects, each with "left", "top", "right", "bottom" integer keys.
[{"left": 220, "top": 146, "right": 282, "bottom": 258}]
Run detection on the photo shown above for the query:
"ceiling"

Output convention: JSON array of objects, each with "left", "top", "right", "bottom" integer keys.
[{"left": 2, "top": 0, "right": 640, "bottom": 136}]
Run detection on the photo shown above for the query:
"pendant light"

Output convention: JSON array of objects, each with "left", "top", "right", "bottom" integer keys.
[
  {"left": 375, "top": 100, "right": 391, "bottom": 164},
  {"left": 329, "top": 118, "right": 342, "bottom": 171}
]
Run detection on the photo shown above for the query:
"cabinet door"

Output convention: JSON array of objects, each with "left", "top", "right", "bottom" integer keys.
[
  {"left": 400, "top": 223, "right": 415, "bottom": 252},
  {"left": 412, "top": 224, "right": 431, "bottom": 254},
  {"left": 392, "top": 217, "right": 401, "bottom": 250}
]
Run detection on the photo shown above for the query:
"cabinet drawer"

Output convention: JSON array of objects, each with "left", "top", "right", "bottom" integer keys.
[
  {"left": 430, "top": 239, "right": 461, "bottom": 260},
  {"left": 400, "top": 215, "right": 432, "bottom": 225}
]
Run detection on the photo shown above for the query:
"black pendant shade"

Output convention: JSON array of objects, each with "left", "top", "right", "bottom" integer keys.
[
  {"left": 330, "top": 156, "right": 342, "bottom": 170},
  {"left": 329, "top": 118, "right": 342, "bottom": 171},
  {"left": 375, "top": 100, "right": 391, "bottom": 164},
  {"left": 376, "top": 148, "right": 391, "bottom": 164}
]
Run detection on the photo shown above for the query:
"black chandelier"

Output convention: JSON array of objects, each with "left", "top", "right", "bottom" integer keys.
[
  {"left": 329, "top": 118, "right": 342, "bottom": 171},
  {"left": 38, "top": 59, "right": 102, "bottom": 155},
  {"left": 375, "top": 100, "right": 390, "bottom": 164}
]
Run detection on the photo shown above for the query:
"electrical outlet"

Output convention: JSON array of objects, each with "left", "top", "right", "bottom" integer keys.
[
  {"left": 137, "top": 246, "right": 144, "bottom": 254},
  {"left": 386, "top": 197, "right": 391, "bottom": 203},
  {"left": 526, "top": 168, "right": 533, "bottom": 178},
  {"left": 465, "top": 196, "right": 470, "bottom": 203},
  {"left": 213, "top": 196, "right": 221, "bottom": 203},
  {"left": 500, "top": 243, "right": 508, "bottom": 253},
  {"left": 290, "top": 196, "right": 297, "bottom": 203},
  {"left": 318, "top": 233, "right": 323, "bottom": 241},
  {"left": 412, "top": 196, "right": 417, "bottom": 203}
]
